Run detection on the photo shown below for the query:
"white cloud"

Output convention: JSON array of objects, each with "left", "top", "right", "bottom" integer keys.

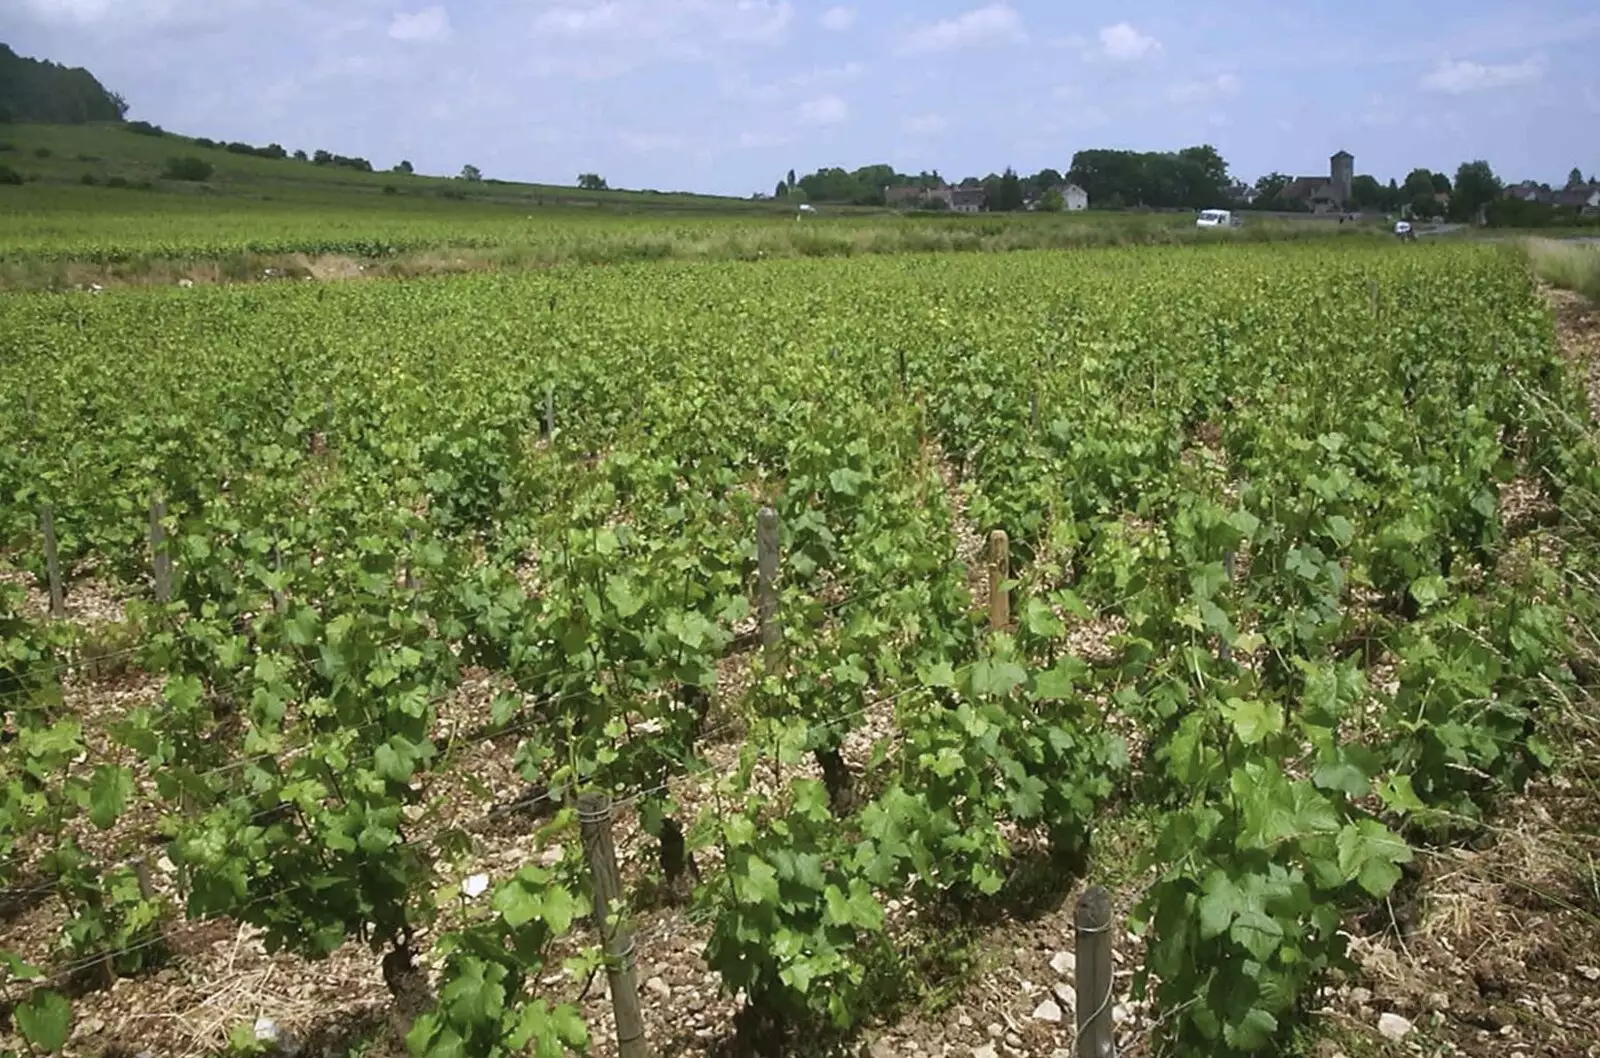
[
  {"left": 725, "top": 62, "right": 862, "bottom": 103},
  {"left": 1098, "top": 22, "right": 1160, "bottom": 61},
  {"left": 389, "top": 6, "right": 451, "bottom": 43},
  {"left": 1169, "top": 72, "right": 1239, "bottom": 105},
  {"left": 533, "top": 1, "right": 792, "bottom": 44},
  {"left": 616, "top": 130, "right": 687, "bottom": 154},
  {"left": 16, "top": 0, "right": 255, "bottom": 26},
  {"left": 1420, "top": 56, "right": 1543, "bottom": 93},
  {"left": 739, "top": 130, "right": 795, "bottom": 148},
  {"left": 900, "top": 4, "right": 1023, "bottom": 55},
  {"left": 904, "top": 113, "right": 947, "bottom": 135},
  {"left": 819, "top": 5, "right": 854, "bottom": 31},
  {"left": 795, "top": 93, "right": 849, "bottom": 125}
]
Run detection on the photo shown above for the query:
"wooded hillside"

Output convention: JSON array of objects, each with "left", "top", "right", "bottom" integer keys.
[{"left": 0, "top": 43, "right": 126, "bottom": 124}]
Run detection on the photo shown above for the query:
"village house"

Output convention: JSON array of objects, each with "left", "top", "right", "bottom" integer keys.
[
  {"left": 1278, "top": 150, "right": 1355, "bottom": 212},
  {"left": 883, "top": 182, "right": 988, "bottom": 212}
]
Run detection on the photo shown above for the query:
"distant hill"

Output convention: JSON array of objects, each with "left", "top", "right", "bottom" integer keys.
[
  {"left": 0, "top": 43, "right": 126, "bottom": 124},
  {"left": 0, "top": 42, "right": 781, "bottom": 213}
]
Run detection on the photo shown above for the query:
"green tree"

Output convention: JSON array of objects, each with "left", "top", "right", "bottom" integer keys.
[
  {"left": 991, "top": 166, "right": 1025, "bottom": 211},
  {"left": 460, "top": 164, "right": 483, "bottom": 182},
  {"left": 786, "top": 168, "right": 796, "bottom": 190},
  {"left": 1430, "top": 171, "right": 1452, "bottom": 194},
  {"left": 1409, "top": 192, "right": 1440, "bottom": 219},
  {"left": 394, "top": 160, "right": 414, "bottom": 175},
  {"left": 1450, "top": 159, "right": 1501, "bottom": 221},
  {"left": 1038, "top": 187, "right": 1065, "bottom": 212},
  {"left": 577, "top": 172, "right": 607, "bottom": 190},
  {"left": 0, "top": 43, "right": 125, "bottom": 123},
  {"left": 1178, "top": 144, "right": 1229, "bottom": 206},
  {"left": 797, "top": 167, "right": 864, "bottom": 203},
  {"left": 161, "top": 156, "right": 213, "bottom": 181},
  {"left": 1033, "top": 167, "right": 1063, "bottom": 190},
  {"left": 1567, "top": 167, "right": 1585, "bottom": 189},
  {"left": 1403, "top": 169, "right": 1436, "bottom": 199},
  {"left": 774, "top": 179, "right": 789, "bottom": 198},
  {"left": 1350, "top": 174, "right": 1384, "bottom": 209},
  {"left": 1254, "top": 172, "right": 1291, "bottom": 205}
]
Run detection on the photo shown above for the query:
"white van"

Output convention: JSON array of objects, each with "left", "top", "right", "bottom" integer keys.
[{"left": 1196, "top": 209, "right": 1241, "bottom": 228}]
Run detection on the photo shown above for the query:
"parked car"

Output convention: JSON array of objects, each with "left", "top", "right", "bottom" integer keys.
[{"left": 1196, "top": 209, "right": 1242, "bottom": 229}]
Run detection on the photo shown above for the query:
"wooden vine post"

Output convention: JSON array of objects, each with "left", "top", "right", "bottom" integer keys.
[
  {"left": 40, "top": 505, "right": 64, "bottom": 620},
  {"left": 987, "top": 529, "right": 1010, "bottom": 631},
  {"left": 149, "top": 496, "right": 172, "bottom": 603},
  {"left": 271, "top": 545, "right": 286, "bottom": 613},
  {"left": 1075, "top": 885, "right": 1117, "bottom": 1058},
  {"left": 578, "top": 792, "right": 650, "bottom": 1058},
  {"left": 756, "top": 506, "right": 781, "bottom": 667},
  {"left": 1218, "top": 550, "right": 1237, "bottom": 663}
]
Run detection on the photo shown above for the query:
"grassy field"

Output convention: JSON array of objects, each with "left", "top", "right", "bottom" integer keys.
[
  {"left": 1526, "top": 236, "right": 1600, "bottom": 300},
  {"left": 0, "top": 120, "right": 771, "bottom": 213},
  {"left": 0, "top": 121, "right": 1399, "bottom": 289}
]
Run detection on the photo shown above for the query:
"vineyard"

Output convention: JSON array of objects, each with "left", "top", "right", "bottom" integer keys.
[{"left": 1, "top": 240, "right": 1598, "bottom": 1057}]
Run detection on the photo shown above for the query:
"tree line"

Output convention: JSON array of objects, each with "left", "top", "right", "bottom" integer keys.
[
  {"left": 1253, "top": 159, "right": 1593, "bottom": 226},
  {"left": 0, "top": 43, "right": 126, "bottom": 124},
  {"left": 770, "top": 146, "right": 1234, "bottom": 211}
]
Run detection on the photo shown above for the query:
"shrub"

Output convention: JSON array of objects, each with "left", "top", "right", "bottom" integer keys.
[
  {"left": 382, "top": 184, "right": 398, "bottom": 196},
  {"left": 0, "top": 142, "right": 14, "bottom": 153},
  {"left": 0, "top": 164, "right": 22, "bottom": 186},
  {"left": 124, "top": 120, "right": 165, "bottom": 137},
  {"left": 106, "top": 175, "right": 130, "bottom": 189},
  {"left": 34, "top": 147, "right": 51, "bottom": 159},
  {"left": 162, "top": 156, "right": 214, "bottom": 181},
  {"left": 81, "top": 172, "right": 98, "bottom": 185}
]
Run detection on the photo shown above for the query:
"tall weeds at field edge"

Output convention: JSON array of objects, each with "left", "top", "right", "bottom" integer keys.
[{"left": 1526, "top": 237, "right": 1600, "bottom": 301}]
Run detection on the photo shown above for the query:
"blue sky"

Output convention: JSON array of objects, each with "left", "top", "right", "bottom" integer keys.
[{"left": 4, "top": 0, "right": 1598, "bottom": 196}]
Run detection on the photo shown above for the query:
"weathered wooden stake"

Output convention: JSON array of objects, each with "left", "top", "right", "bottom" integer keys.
[
  {"left": 987, "top": 530, "right": 1010, "bottom": 631},
  {"left": 40, "top": 505, "right": 64, "bottom": 620},
  {"left": 1075, "top": 885, "right": 1117, "bottom": 1058},
  {"left": 404, "top": 528, "right": 419, "bottom": 591},
  {"left": 897, "top": 349, "right": 907, "bottom": 391},
  {"left": 149, "top": 497, "right": 172, "bottom": 603},
  {"left": 578, "top": 792, "right": 650, "bottom": 1058},
  {"left": 271, "top": 546, "right": 286, "bottom": 613},
  {"left": 756, "top": 506, "right": 781, "bottom": 665},
  {"left": 130, "top": 856, "right": 156, "bottom": 901},
  {"left": 543, "top": 382, "right": 555, "bottom": 439},
  {"left": 1218, "top": 550, "right": 1237, "bottom": 663}
]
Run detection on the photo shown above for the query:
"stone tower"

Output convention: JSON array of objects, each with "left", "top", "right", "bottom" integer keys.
[{"left": 1330, "top": 150, "right": 1354, "bottom": 207}]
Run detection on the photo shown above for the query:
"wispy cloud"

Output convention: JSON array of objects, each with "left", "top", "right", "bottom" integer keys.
[
  {"left": 533, "top": 1, "right": 793, "bottom": 45},
  {"left": 899, "top": 4, "right": 1024, "bottom": 55},
  {"left": 796, "top": 93, "right": 849, "bottom": 125},
  {"left": 1169, "top": 72, "right": 1239, "bottom": 105},
  {"left": 389, "top": 7, "right": 451, "bottom": 43},
  {"left": 722, "top": 62, "right": 862, "bottom": 104},
  {"left": 904, "top": 113, "right": 948, "bottom": 135},
  {"left": 1420, "top": 56, "right": 1544, "bottom": 93},
  {"left": 1098, "top": 22, "right": 1160, "bottom": 61},
  {"left": 819, "top": 5, "right": 855, "bottom": 31}
]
